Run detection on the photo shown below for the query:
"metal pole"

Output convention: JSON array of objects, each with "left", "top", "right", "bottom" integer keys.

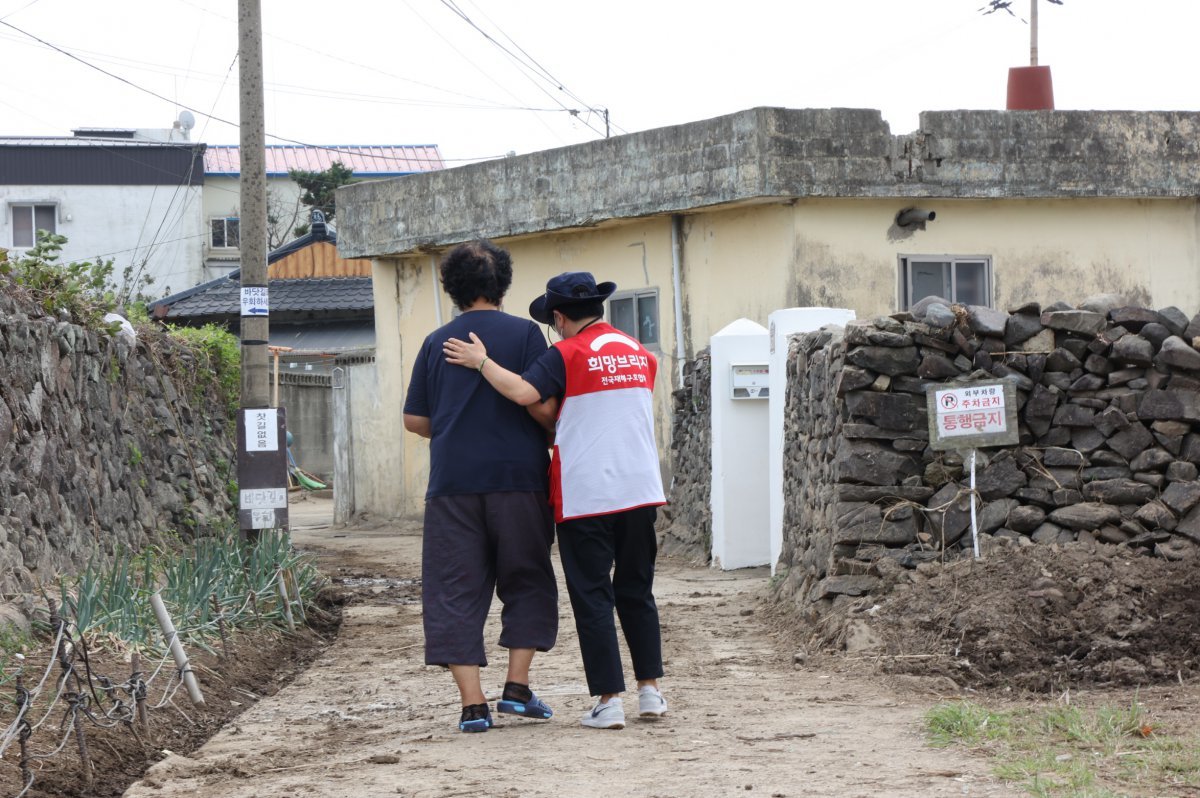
[
  {"left": 1030, "top": 0, "right": 1039, "bottom": 66},
  {"left": 969, "top": 449, "right": 981, "bottom": 559}
]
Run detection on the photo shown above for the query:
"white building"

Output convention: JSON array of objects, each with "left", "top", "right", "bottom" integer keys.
[
  {"left": 1, "top": 122, "right": 444, "bottom": 297},
  {"left": 0, "top": 125, "right": 207, "bottom": 298}
]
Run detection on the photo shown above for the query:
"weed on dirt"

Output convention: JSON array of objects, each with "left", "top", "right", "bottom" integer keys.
[
  {"left": 0, "top": 611, "right": 340, "bottom": 797},
  {"left": 925, "top": 698, "right": 1200, "bottom": 797}
]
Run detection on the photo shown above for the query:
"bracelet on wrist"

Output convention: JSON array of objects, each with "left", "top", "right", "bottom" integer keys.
[{"left": 478, "top": 356, "right": 490, "bottom": 372}]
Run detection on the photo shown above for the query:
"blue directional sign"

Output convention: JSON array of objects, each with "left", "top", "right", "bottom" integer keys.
[{"left": 241, "top": 286, "right": 269, "bottom": 317}]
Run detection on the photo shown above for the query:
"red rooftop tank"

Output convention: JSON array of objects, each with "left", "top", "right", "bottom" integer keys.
[{"left": 1007, "top": 65, "right": 1055, "bottom": 110}]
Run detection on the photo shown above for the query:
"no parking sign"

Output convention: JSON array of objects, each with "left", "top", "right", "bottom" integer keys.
[{"left": 926, "top": 381, "right": 1019, "bottom": 451}]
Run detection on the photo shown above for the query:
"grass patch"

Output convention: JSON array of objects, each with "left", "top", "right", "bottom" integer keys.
[{"left": 925, "top": 700, "right": 1200, "bottom": 797}]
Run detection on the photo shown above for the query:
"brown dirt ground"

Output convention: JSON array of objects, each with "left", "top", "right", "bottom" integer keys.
[
  {"left": 9, "top": 496, "right": 1198, "bottom": 797},
  {"left": 873, "top": 543, "right": 1200, "bottom": 692},
  {"left": 113, "top": 496, "right": 1017, "bottom": 798},
  {"left": 0, "top": 591, "right": 340, "bottom": 798}
]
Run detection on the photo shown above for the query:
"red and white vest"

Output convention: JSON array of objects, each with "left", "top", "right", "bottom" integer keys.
[{"left": 549, "top": 322, "right": 666, "bottom": 523}]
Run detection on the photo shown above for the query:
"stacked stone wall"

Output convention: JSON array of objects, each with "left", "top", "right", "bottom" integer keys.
[
  {"left": 775, "top": 295, "right": 1200, "bottom": 614},
  {"left": 0, "top": 283, "right": 236, "bottom": 596},
  {"left": 657, "top": 349, "right": 711, "bottom": 561}
]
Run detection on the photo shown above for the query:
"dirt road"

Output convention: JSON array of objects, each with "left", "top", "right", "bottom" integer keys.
[{"left": 123, "top": 497, "right": 1013, "bottom": 798}]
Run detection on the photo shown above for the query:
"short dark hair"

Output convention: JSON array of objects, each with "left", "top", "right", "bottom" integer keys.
[
  {"left": 555, "top": 300, "right": 605, "bottom": 322},
  {"left": 439, "top": 240, "right": 513, "bottom": 310}
]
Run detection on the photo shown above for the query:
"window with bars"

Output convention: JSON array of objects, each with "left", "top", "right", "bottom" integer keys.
[
  {"left": 899, "top": 256, "right": 992, "bottom": 309},
  {"left": 210, "top": 217, "right": 240, "bottom": 249},
  {"left": 607, "top": 288, "right": 660, "bottom": 348},
  {"left": 10, "top": 204, "right": 57, "bottom": 248}
]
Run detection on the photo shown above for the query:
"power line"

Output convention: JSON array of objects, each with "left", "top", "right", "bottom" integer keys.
[
  {"left": 0, "top": 18, "right": 516, "bottom": 165},
  {"left": 0, "top": 29, "right": 574, "bottom": 114},
  {"left": 396, "top": 0, "right": 570, "bottom": 147},
  {"left": 436, "top": 0, "right": 607, "bottom": 138},
  {"left": 460, "top": 0, "right": 624, "bottom": 135}
]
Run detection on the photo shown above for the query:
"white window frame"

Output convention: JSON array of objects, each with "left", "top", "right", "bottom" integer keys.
[
  {"left": 210, "top": 216, "right": 240, "bottom": 249},
  {"left": 9, "top": 202, "right": 58, "bottom": 249},
  {"left": 898, "top": 255, "right": 993, "bottom": 310},
  {"left": 606, "top": 287, "right": 661, "bottom": 350}
]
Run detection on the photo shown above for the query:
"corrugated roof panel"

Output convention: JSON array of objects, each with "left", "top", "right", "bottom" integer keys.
[{"left": 204, "top": 144, "right": 443, "bottom": 176}]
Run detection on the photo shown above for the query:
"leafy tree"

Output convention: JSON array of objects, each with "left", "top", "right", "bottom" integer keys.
[{"left": 288, "top": 161, "right": 355, "bottom": 225}]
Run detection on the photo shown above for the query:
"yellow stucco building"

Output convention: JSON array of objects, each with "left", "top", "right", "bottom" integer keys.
[{"left": 337, "top": 107, "right": 1200, "bottom": 518}]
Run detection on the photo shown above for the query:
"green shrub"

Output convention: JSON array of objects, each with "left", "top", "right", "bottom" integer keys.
[{"left": 166, "top": 323, "right": 241, "bottom": 418}]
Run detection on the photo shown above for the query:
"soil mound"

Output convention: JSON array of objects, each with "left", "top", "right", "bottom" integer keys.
[{"left": 867, "top": 544, "right": 1200, "bottom": 691}]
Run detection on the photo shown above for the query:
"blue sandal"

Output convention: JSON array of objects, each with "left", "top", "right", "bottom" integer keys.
[
  {"left": 497, "top": 692, "right": 553, "bottom": 720},
  {"left": 458, "top": 704, "right": 494, "bottom": 732}
]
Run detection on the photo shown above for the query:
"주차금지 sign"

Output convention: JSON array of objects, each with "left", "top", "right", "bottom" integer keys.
[{"left": 926, "top": 380, "right": 1020, "bottom": 451}]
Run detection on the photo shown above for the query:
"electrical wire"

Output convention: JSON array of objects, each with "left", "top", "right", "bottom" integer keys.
[
  {"left": 436, "top": 0, "right": 607, "bottom": 138},
  {"left": 0, "top": 18, "right": 512, "bottom": 164}
]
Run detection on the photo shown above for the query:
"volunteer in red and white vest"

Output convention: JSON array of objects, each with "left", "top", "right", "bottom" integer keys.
[{"left": 443, "top": 271, "right": 669, "bottom": 730}]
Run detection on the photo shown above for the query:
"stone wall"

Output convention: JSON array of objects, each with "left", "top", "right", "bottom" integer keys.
[
  {"left": 775, "top": 295, "right": 1200, "bottom": 615},
  {"left": 657, "top": 349, "right": 711, "bottom": 561},
  {"left": 0, "top": 284, "right": 236, "bottom": 596}
]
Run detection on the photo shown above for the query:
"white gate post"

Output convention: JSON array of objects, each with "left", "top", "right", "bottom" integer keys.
[
  {"left": 710, "top": 319, "right": 770, "bottom": 570},
  {"left": 767, "top": 308, "right": 857, "bottom": 575}
]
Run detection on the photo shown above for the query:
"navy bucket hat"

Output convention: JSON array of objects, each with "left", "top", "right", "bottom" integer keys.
[{"left": 528, "top": 271, "right": 617, "bottom": 324}]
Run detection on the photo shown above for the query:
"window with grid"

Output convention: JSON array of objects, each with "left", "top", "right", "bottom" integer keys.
[
  {"left": 607, "top": 288, "right": 660, "bottom": 348},
  {"left": 210, "top": 217, "right": 240, "bottom": 249},
  {"left": 899, "top": 256, "right": 992, "bottom": 309},
  {"left": 10, "top": 204, "right": 57, "bottom": 248}
]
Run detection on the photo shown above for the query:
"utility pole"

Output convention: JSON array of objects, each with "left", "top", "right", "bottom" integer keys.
[
  {"left": 237, "top": 0, "right": 288, "bottom": 539},
  {"left": 1030, "top": 0, "right": 1039, "bottom": 66}
]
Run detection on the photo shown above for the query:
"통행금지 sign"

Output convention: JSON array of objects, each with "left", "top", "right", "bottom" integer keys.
[{"left": 926, "top": 381, "right": 1020, "bottom": 451}]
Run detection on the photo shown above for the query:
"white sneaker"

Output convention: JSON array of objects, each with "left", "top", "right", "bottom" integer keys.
[
  {"left": 581, "top": 697, "right": 625, "bottom": 729},
  {"left": 637, "top": 686, "right": 668, "bottom": 719}
]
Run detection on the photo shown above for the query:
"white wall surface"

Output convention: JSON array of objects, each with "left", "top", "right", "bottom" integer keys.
[
  {"left": 767, "top": 308, "right": 857, "bottom": 575},
  {"left": 710, "top": 318, "right": 770, "bottom": 570},
  {"left": 1, "top": 184, "right": 206, "bottom": 298}
]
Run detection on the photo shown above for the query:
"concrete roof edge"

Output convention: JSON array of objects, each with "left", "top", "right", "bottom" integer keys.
[{"left": 336, "top": 107, "right": 1200, "bottom": 259}]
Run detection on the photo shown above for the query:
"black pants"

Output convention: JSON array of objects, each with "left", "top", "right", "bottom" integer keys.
[
  {"left": 557, "top": 505, "right": 663, "bottom": 696},
  {"left": 422, "top": 491, "right": 557, "bottom": 667}
]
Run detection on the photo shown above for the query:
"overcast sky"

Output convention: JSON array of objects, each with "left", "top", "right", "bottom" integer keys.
[{"left": 1, "top": 0, "right": 1196, "bottom": 165}]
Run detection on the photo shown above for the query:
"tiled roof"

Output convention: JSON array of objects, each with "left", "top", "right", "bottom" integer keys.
[
  {"left": 204, "top": 144, "right": 443, "bottom": 176},
  {"left": 160, "top": 276, "right": 374, "bottom": 319}
]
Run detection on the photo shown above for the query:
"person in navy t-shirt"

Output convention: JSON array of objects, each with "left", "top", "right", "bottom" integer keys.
[
  {"left": 402, "top": 240, "right": 559, "bottom": 733},
  {"left": 442, "top": 271, "right": 669, "bottom": 732}
]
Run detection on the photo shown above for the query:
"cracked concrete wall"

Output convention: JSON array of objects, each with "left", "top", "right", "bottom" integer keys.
[
  {"left": 339, "top": 106, "right": 1200, "bottom": 518},
  {"left": 337, "top": 107, "right": 1200, "bottom": 260}
]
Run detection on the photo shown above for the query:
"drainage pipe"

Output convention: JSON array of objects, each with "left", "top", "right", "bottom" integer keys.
[{"left": 670, "top": 216, "right": 686, "bottom": 386}]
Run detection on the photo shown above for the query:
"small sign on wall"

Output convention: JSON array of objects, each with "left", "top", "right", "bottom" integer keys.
[
  {"left": 245, "top": 409, "right": 279, "bottom": 452},
  {"left": 236, "top": 407, "right": 289, "bottom": 533},
  {"left": 926, "top": 381, "right": 1019, "bottom": 451},
  {"left": 241, "top": 286, "right": 269, "bottom": 316}
]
